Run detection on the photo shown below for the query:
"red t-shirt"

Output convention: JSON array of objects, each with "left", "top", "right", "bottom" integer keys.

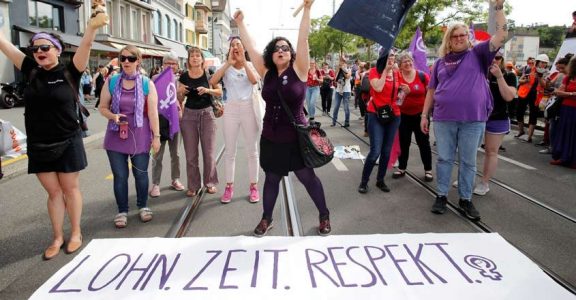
[
  {"left": 398, "top": 71, "right": 429, "bottom": 115},
  {"left": 307, "top": 69, "right": 321, "bottom": 87},
  {"left": 366, "top": 67, "right": 400, "bottom": 116},
  {"left": 562, "top": 76, "right": 576, "bottom": 107}
]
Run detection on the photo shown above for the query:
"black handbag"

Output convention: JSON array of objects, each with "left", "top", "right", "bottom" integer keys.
[
  {"left": 277, "top": 91, "right": 334, "bottom": 169},
  {"left": 27, "top": 138, "right": 71, "bottom": 162},
  {"left": 370, "top": 72, "right": 397, "bottom": 125},
  {"left": 545, "top": 96, "right": 563, "bottom": 120}
]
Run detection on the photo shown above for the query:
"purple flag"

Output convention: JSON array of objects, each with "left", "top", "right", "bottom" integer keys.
[
  {"left": 153, "top": 68, "right": 179, "bottom": 139},
  {"left": 328, "top": 0, "right": 416, "bottom": 73},
  {"left": 408, "top": 27, "right": 430, "bottom": 75}
]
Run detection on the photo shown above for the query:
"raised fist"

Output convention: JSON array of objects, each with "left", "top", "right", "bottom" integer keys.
[{"left": 88, "top": 0, "right": 109, "bottom": 29}]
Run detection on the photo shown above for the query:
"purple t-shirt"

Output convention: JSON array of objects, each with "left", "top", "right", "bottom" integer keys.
[
  {"left": 429, "top": 40, "right": 497, "bottom": 122},
  {"left": 104, "top": 87, "right": 151, "bottom": 154},
  {"left": 261, "top": 66, "right": 307, "bottom": 143}
]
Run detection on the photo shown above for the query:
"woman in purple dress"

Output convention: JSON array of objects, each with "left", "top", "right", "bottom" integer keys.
[
  {"left": 99, "top": 45, "right": 161, "bottom": 229},
  {"left": 234, "top": 0, "right": 331, "bottom": 237}
]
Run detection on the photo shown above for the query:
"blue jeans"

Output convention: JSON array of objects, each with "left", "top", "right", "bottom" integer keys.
[
  {"left": 433, "top": 121, "right": 485, "bottom": 200},
  {"left": 305, "top": 86, "right": 320, "bottom": 119},
  {"left": 361, "top": 114, "right": 401, "bottom": 184},
  {"left": 106, "top": 151, "right": 150, "bottom": 213},
  {"left": 332, "top": 91, "right": 350, "bottom": 125}
]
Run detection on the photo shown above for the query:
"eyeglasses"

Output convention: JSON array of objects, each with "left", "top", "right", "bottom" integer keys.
[
  {"left": 28, "top": 45, "right": 55, "bottom": 53},
  {"left": 451, "top": 33, "right": 468, "bottom": 40},
  {"left": 119, "top": 55, "right": 138, "bottom": 63},
  {"left": 273, "top": 45, "right": 290, "bottom": 53}
]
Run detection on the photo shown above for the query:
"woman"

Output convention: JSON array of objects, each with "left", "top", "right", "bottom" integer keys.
[
  {"left": 473, "top": 52, "right": 517, "bottom": 196},
  {"left": 551, "top": 56, "right": 576, "bottom": 168},
  {"left": 394, "top": 51, "right": 432, "bottom": 182},
  {"left": 516, "top": 54, "right": 549, "bottom": 143},
  {"left": 81, "top": 68, "right": 93, "bottom": 100},
  {"left": 178, "top": 47, "right": 223, "bottom": 197},
  {"left": 235, "top": 0, "right": 331, "bottom": 236},
  {"left": 420, "top": 0, "right": 507, "bottom": 220},
  {"left": 93, "top": 65, "right": 108, "bottom": 108},
  {"left": 305, "top": 60, "right": 322, "bottom": 122},
  {"left": 99, "top": 45, "right": 161, "bottom": 228},
  {"left": 209, "top": 36, "right": 262, "bottom": 204},
  {"left": 331, "top": 57, "right": 352, "bottom": 127},
  {"left": 358, "top": 51, "right": 406, "bottom": 194},
  {"left": 0, "top": 11, "right": 107, "bottom": 259},
  {"left": 319, "top": 62, "right": 335, "bottom": 115}
]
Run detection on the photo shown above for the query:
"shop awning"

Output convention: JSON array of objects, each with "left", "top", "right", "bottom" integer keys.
[
  {"left": 14, "top": 25, "right": 118, "bottom": 52},
  {"left": 154, "top": 35, "right": 189, "bottom": 59}
]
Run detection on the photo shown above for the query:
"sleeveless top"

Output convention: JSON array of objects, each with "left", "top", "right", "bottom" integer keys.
[{"left": 261, "top": 66, "right": 307, "bottom": 143}]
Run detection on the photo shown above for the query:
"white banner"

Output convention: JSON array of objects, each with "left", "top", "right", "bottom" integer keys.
[
  {"left": 0, "top": 118, "right": 27, "bottom": 158},
  {"left": 30, "top": 233, "right": 574, "bottom": 300}
]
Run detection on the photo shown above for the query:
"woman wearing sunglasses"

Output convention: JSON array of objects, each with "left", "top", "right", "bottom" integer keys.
[
  {"left": 421, "top": 0, "right": 508, "bottom": 220},
  {"left": 177, "top": 47, "right": 223, "bottom": 197},
  {"left": 0, "top": 9, "right": 107, "bottom": 259},
  {"left": 234, "top": 0, "right": 331, "bottom": 237},
  {"left": 98, "top": 45, "right": 161, "bottom": 229},
  {"left": 209, "top": 36, "right": 262, "bottom": 204}
]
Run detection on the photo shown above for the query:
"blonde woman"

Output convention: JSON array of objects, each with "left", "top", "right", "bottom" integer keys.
[{"left": 178, "top": 47, "right": 223, "bottom": 197}]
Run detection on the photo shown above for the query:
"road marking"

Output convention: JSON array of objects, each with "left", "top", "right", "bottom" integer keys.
[
  {"left": 2, "top": 154, "right": 27, "bottom": 166},
  {"left": 331, "top": 158, "right": 349, "bottom": 171},
  {"left": 477, "top": 148, "right": 536, "bottom": 170}
]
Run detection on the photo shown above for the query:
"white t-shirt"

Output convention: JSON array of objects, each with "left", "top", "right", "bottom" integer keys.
[
  {"left": 222, "top": 63, "right": 255, "bottom": 102},
  {"left": 336, "top": 66, "right": 352, "bottom": 93}
]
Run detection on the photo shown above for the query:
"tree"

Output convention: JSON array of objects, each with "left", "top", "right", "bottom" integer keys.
[{"left": 309, "top": 16, "right": 358, "bottom": 62}]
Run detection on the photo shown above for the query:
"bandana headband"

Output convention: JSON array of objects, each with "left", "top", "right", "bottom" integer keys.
[{"left": 31, "top": 33, "right": 62, "bottom": 52}]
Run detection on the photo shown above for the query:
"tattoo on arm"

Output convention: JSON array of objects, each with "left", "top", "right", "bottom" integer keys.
[
  {"left": 489, "top": 41, "right": 498, "bottom": 52},
  {"left": 495, "top": 23, "right": 508, "bottom": 31},
  {"left": 494, "top": 4, "right": 503, "bottom": 10}
]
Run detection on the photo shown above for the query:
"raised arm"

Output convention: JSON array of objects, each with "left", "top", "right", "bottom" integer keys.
[
  {"left": 234, "top": 10, "right": 266, "bottom": 78},
  {"left": 0, "top": 31, "right": 26, "bottom": 70},
  {"left": 293, "top": 0, "right": 313, "bottom": 81},
  {"left": 489, "top": 0, "right": 508, "bottom": 51},
  {"left": 73, "top": 4, "right": 109, "bottom": 72}
]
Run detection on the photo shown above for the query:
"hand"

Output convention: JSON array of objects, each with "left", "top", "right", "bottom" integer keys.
[
  {"left": 399, "top": 83, "right": 410, "bottom": 94},
  {"left": 177, "top": 84, "right": 189, "bottom": 95},
  {"left": 235, "top": 51, "right": 246, "bottom": 65},
  {"left": 197, "top": 86, "right": 210, "bottom": 95},
  {"left": 489, "top": 64, "right": 503, "bottom": 78},
  {"left": 213, "top": 102, "right": 224, "bottom": 118},
  {"left": 303, "top": 0, "right": 314, "bottom": 9},
  {"left": 491, "top": 0, "right": 505, "bottom": 6},
  {"left": 151, "top": 138, "right": 161, "bottom": 156},
  {"left": 88, "top": 1, "right": 109, "bottom": 29},
  {"left": 113, "top": 113, "right": 127, "bottom": 124},
  {"left": 227, "top": 50, "right": 236, "bottom": 65},
  {"left": 233, "top": 10, "right": 244, "bottom": 23},
  {"left": 420, "top": 117, "right": 429, "bottom": 134}
]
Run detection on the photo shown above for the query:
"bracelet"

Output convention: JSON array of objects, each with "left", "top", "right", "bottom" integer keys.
[
  {"left": 421, "top": 114, "right": 429, "bottom": 118},
  {"left": 153, "top": 134, "right": 161, "bottom": 138}
]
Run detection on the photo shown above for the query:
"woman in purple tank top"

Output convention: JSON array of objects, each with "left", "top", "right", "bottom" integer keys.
[{"left": 234, "top": 0, "right": 331, "bottom": 237}]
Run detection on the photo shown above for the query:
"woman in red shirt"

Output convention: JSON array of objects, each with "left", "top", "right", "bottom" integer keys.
[
  {"left": 394, "top": 52, "right": 432, "bottom": 181},
  {"left": 358, "top": 50, "right": 408, "bottom": 193},
  {"left": 305, "top": 60, "right": 322, "bottom": 122},
  {"left": 550, "top": 57, "right": 576, "bottom": 168}
]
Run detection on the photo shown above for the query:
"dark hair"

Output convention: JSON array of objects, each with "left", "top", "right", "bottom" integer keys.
[
  {"left": 263, "top": 37, "right": 296, "bottom": 71},
  {"left": 226, "top": 37, "right": 251, "bottom": 62},
  {"left": 28, "top": 32, "right": 64, "bottom": 51},
  {"left": 557, "top": 53, "right": 574, "bottom": 65},
  {"left": 568, "top": 56, "right": 576, "bottom": 81},
  {"left": 572, "top": 11, "right": 576, "bottom": 16}
]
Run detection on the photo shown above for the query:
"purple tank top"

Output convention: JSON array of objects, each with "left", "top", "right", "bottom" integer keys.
[
  {"left": 104, "top": 87, "right": 151, "bottom": 154},
  {"left": 261, "top": 66, "right": 307, "bottom": 143}
]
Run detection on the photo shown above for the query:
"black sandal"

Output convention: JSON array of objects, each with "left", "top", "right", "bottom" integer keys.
[
  {"left": 424, "top": 171, "right": 434, "bottom": 182},
  {"left": 392, "top": 170, "right": 406, "bottom": 179}
]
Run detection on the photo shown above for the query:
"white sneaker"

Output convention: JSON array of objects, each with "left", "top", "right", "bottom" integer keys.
[
  {"left": 452, "top": 180, "right": 459, "bottom": 188},
  {"left": 473, "top": 182, "right": 490, "bottom": 196}
]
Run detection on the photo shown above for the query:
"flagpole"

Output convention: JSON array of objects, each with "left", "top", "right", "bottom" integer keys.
[{"left": 487, "top": 0, "right": 495, "bottom": 35}]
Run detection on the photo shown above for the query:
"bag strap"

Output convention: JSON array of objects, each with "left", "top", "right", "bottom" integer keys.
[
  {"left": 371, "top": 72, "right": 396, "bottom": 110},
  {"left": 417, "top": 70, "right": 427, "bottom": 86},
  {"left": 276, "top": 89, "right": 297, "bottom": 126},
  {"left": 61, "top": 68, "right": 85, "bottom": 130}
]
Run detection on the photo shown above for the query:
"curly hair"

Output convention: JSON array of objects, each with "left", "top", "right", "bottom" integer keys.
[{"left": 262, "top": 37, "right": 296, "bottom": 71}]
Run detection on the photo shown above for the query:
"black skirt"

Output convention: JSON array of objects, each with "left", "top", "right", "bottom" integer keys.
[
  {"left": 260, "top": 136, "right": 305, "bottom": 176},
  {"left": 28, "top": 130, "right": 88, "bottom": 174}
]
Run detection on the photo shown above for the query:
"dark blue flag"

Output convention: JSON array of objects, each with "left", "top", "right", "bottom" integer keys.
[{"left": 328, "top": 0, "right": 416, "bottom": 73}]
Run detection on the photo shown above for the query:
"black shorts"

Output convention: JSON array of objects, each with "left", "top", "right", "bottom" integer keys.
[
  {"left": 28, "top": 131, "right": 88, "bottom": 174},
  {"left": 82, "top": 84, "right": 92, "bottom": 95},
  {"left": 259, "top": 136, "right": 305, "bottom": 176}
]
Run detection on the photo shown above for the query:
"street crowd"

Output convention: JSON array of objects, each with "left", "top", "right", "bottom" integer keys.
[{"left": 1, "top": 0, "right": 575, "bottom": 263}]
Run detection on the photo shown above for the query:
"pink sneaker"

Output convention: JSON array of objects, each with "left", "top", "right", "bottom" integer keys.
[
  {"left": 171, "top": 179, "right": 185, "bottom": 191},
  {"left": 221, "top": 185, "right": 233, "bottom": 204},
  {"left": 249, "top": 185, "right": 260, "bottom": 203},
  {"left": 149, "top": 184, "right": 160, "bottom": 197}
]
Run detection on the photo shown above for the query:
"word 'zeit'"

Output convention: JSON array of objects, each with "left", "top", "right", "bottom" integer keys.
[{"left": 49, "top": 243, "right": 488, "bottom": 293}]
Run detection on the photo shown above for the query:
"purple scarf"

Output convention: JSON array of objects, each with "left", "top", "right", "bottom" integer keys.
[{"left": 108, "top": 72, "right": 145, "bottom": 131}]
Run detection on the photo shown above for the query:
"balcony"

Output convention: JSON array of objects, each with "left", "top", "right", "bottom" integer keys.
[
  {"left": 194, "top": 1, "right": 211, "bottom": 12},
  {"left": 195, "top": 19, "right": 208, "bottom": 34},
  {"left": 62, "top": 0, "right": 83, "bottom": 5}
]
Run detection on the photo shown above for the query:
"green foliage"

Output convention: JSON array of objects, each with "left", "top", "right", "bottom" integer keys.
[
  {"left": 537, "top": 26, "right": 567, "bottom": 49},
  {"left": 309, "top": 16, "right": 358, "bottom": 62}
]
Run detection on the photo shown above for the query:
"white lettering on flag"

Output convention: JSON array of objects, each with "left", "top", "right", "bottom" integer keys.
[
  {"left": 159, "top": 82, "right": 177, "bottom": 110},
  {"left": 30, "top": 233, "right": 574, "bottom": 300}
]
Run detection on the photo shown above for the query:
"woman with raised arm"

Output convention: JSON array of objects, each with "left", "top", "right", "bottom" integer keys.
[
  {"left": 420, "top": 0, "right": 508, "bottom": 220},
  {"left": 235, "top": 0, "right": 331, "bottom": 237},
  {"left": 0, "top": 6, "right": 108, "bottom": 259}
]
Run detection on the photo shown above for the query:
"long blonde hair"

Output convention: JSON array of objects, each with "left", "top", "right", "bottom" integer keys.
[{"left": 438, "top": 23, "right": 472, "bottom": 58}]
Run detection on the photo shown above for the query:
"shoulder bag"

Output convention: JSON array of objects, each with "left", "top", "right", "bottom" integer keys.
[
  {"left": 371, "top": 72, "right": 397, "bottom": 125},
  {"left": 277, "top": 90, "right": 334, "bottom": 169}
]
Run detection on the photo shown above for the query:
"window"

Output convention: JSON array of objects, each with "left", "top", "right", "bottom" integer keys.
[
  {"left": 172, "top": 19, "right": 177, "bottom": 40},
  {"left": 179, "top": 23, "right": 183, "bottom": 42},
  {"left": 120, "top": 5, "right": 128, "bottom": 38},
  {"left": 153, "top": 10, "right": 161, "bottom": 34},
  {"left": 142, "top": 13, "right": 150, "bottom": 43},
  {"left": 163, "top": 14, "right": 169, "bottom": 37},
  {"left": 131, "top": 9, "right": 139, "bottom": 40},
  {"left": 28, "top": 0, "right": 63, "bottom": 31}
]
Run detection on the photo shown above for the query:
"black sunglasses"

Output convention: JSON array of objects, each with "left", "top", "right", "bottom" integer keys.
[
  {"left": 119, "top": 55, "right": 138, "bottom": 63},
  {"left": 28, "top": 45, "right": 55, "bottom": 53},
  {"left": 273, "top": 45, "right": 290, "bottom": 53}
]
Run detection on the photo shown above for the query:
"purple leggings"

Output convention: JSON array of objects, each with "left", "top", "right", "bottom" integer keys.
[{"left": 262, "top": 168, "right": 329, "bottom": 221}]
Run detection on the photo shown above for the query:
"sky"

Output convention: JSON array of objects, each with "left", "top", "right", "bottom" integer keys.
[{"left": 228, "top": 0, "right": 574, "bottom": 50}]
